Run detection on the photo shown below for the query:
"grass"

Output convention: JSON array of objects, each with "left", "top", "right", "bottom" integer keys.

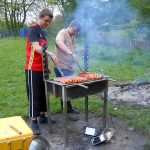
[
  {"left": 0, "top": 38, "right": 27, "bottom": 117},
  {"left": 0, "top": 37, "right": 150, "bottom": 140},
  {"left": 86, "top": 44, "right": 150, "bottom": 81}
]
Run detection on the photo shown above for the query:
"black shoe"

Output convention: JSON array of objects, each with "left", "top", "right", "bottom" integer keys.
[
  {"left": 61, "top": 101, "right": 79, "bottom": 114},
  {"left": 69, "top": 108, "right": 80, "bottom": 114},
  {"left": 68, "top": 115, "right": 78, "bottom": 121},
  {"left": 31, "top": 123, "right": 41, "bottom": 135},
  {"left": 39, "top": 115, "right": 56, "bottom": 124},
  {"left": 39, "top": 114, "right": 48, "bottom": 124},
  {"left": 51, "top": 119, "right": 56, "bottom": 124}
]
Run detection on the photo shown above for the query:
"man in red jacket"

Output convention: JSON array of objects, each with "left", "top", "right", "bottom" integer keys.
[{"left": 25, "top": 8, "right": 57, "bottom": 135}]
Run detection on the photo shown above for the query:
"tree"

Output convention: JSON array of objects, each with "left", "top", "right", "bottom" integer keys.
[
  {"left": 48, "top": 0, "right": 77, "bottom": 26},
  {"left": 0, "top": 0, "right": 36, "bottom": 35},
  {"left": 129, "top": 0, "right": 150, "bottom": 23}
]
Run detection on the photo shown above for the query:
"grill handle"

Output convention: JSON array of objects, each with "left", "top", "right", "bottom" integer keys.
[
  {"left": 77, "top": 84, "right": 88, "bottom": 89},
  {"left": 66, "top": 83, "right": 88, "bottom": 89}
]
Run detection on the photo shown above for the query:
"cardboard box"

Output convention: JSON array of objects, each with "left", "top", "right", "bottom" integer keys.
[{"left": 0, "top": 116, "right": 33, "bottom": 150}]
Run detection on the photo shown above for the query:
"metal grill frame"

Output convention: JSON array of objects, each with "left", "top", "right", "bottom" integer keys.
[{"left": 42, "top": 44, "right": 109, "bottom": 147}]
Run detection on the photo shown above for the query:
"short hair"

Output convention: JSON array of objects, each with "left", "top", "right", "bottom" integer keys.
[
  {"left": 69, "top": 20, "right": 81, "bottom": 32},
  {"left": 39, "top": 8, "right": 53, "bottom": 19}
]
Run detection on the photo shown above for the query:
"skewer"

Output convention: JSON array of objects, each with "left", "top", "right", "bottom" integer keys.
[
  {"left": 104, "top": 75, "right": 116, "bottom": 82},
  {"left": 108, "top": 78, "right": 116, "bottom": 82}
]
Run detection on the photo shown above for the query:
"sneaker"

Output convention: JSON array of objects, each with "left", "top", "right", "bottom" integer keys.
[
  {"left": 39, "top": 114, "right": 56, "bottom": 124},
  {"left": 31, "top": 122, "right": 41, "bottom": 135},
  {"left": 68, "top": 115, "right": 78, "bottom": 121},
  {"left": 69, "top": 108, "right": 80, "bottom": 114},
  {"left": 39, "top": 114, "right": 48, "bottom": 124}
]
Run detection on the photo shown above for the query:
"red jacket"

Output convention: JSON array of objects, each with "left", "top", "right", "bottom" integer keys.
[{"left": 25, "top": 24, "right": 48, "bottom": 71}]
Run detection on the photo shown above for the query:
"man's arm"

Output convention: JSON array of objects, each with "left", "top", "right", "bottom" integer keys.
[
  {"left": 55, "top": 40, "right": 72, "bottom": 55},
  {"left": 55, "top": 30, "right": 73, "bottom": 55},
  {"left": 28, "top": 27, "right": 43, "bottom": 54},
  {"left": 31, "top": 42, "right": 43, "bottom": 54}
]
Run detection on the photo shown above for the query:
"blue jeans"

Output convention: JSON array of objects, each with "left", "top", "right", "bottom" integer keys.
[{"left": 54, "top": 67, "right": 74, "bottom": 77}]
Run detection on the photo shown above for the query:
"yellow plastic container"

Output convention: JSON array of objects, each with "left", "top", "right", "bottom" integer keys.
[{"left": 0, "top": 116, "right": 33, "bottom": 150}]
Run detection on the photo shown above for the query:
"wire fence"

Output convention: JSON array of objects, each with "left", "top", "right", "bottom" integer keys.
[
  {"left": 0, "top": 28, "right": 27, "bottom": 38},
  {"left": 0, "top": 28, "right": 150, "bottom": 50},
  {"left": 98, "top": 33, "right": 150, "bottom": 50}
]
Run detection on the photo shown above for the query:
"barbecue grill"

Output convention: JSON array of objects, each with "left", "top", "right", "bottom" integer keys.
[{"left": 42, "top": 44, "right": 109, "bottom": 147}]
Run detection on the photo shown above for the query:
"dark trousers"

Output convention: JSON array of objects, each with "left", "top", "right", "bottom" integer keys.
[{"left": 25, "top": 70, "right": 47, "bottom": 117}]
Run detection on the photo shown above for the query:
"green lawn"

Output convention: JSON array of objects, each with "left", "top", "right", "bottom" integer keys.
[{"left": 0, "top": 37, "right": 150, "bottom": 138}]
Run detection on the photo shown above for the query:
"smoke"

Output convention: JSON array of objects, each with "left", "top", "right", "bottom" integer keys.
[
  {"left": 74, "top": 0, "right": 138, "bottom": 44},
  {"left": 72, "top": 0, "right": 150, "bottom": 82},
  {"left": 73, "top": 0, "right": 138, "bottom": 69}
]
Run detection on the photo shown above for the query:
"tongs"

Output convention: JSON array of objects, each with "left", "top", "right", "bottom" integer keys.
[
  {"left": 71, "top": 54, "right": 84, "bottom": 72},
  {"left": 46, "top": 50, "right": 64, "bottom": 77}
]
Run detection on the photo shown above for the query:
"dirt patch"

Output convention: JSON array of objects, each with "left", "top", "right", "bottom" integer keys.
[
  {"left": 108, "top": 82, "right": 150, "bottom": 105},
  {"left": 28, "top": 82, "right": 150, "bottom": 150},
  {"left": 34, "top": 113, "right": 149, "bottom": 150}
]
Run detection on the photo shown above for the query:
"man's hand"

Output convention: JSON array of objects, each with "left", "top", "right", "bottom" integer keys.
[
  {"left": 32, "top": 42, "right": 43, "bottom": 54},
  {"left": 51, "top": 54, "right": 58, "bottom": 66},
  {"left": 46, "top": 50, "right": 59, "bottom": 66}
]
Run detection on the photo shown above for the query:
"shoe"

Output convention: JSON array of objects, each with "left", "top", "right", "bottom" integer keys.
[
  {"left": 39, "top": 115, "right": 56, "bottom": 124},
  {"left": 31, "top": 122, "right": 41, "bottom": 135},
  {"left": 39, "top": 114, "right": 48, "bottom": 124},
  {"left": 61, "top": 101, "right": 79, "bottom": 114},
  {"left": 69, "top": 108, "right": 80, "bottom": 114},
  {"left": 68, "top": 115, "right": 78, "bottom": 121},
  {"left": 51, "top": 119, "right": 56, "bottom": 124}
]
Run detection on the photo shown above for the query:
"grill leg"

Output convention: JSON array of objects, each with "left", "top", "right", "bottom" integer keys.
[
  {"left": 102, "top": 84, "right": 108, "bottom": 129},
  {"left": 44, "top": 81, "right": 52, "bottom": 133},
  {"left": 85, "top": 96, "right": 88, "bottom": 123},
  {"left": 62, "top": 86, "right": 68, "bottom": 147}
]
